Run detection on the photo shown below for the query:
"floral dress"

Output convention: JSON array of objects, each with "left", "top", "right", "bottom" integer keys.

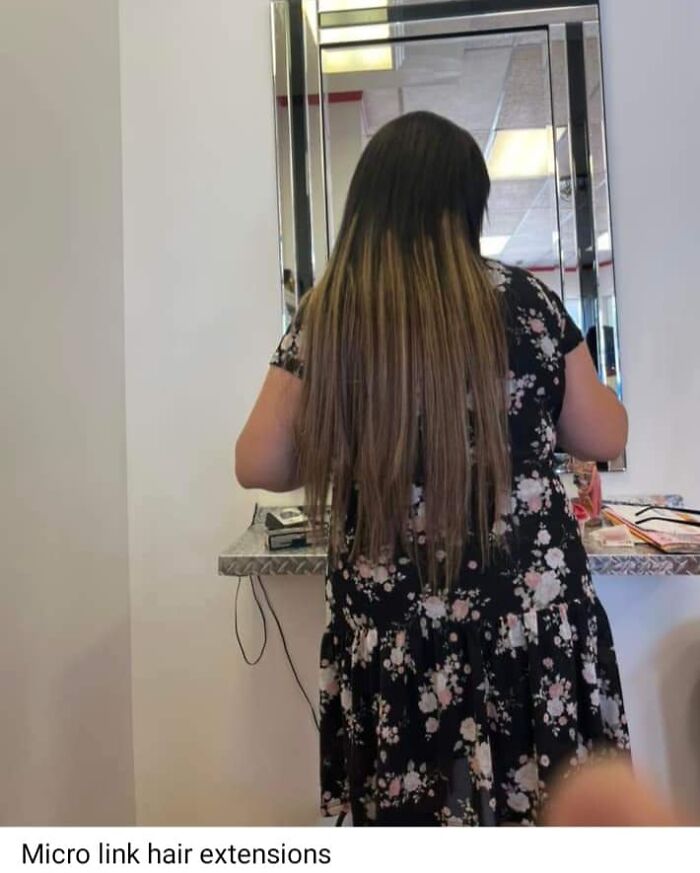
[{"left": 270, "top": 261, "right": 630, "bottom": 826}]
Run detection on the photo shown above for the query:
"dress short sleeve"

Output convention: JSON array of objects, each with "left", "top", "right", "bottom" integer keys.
[
  {"left": 528, "top": 274, "right": 584, "bottom": 356},
  {"left": 270, "top": 314, "right": 305, "bottom": 379},
  {"left": 550, "top": 289, "right": 584, "bottom": 355}
]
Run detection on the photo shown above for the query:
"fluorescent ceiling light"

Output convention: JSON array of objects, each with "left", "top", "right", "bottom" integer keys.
[
  {"left": 321, "top": 24, "right": 394, "bottom": 75},
  {"left": 598, "top": 231, "right": 611, "bottom": 251},
  {"left": 487, "top": 127, "right": 565, "bottom": 181},
  {"left": 318, "top": 1, "right": 391, "bottom": 74},
  {"left": 480, "top": 236, "right": 510, "bottom": 257},
  {"left": 322, "top": 42, "right": 393, "bottom": 74}
]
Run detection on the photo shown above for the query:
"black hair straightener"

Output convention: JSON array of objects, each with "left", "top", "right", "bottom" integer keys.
[{"left": 633, "top": 505, "right": 700, "bottom": 529}]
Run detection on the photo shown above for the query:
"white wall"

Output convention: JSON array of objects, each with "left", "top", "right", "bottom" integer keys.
[
  {"left": 0, "top": 0, "right": 134, "bottom": 824},
  {"left": 599, "top": 0, "right": 700, "bottom": 505},
  {"left": 593, "top": 0, "right": 700, "bottom": 815},
  {"left": 326, "top": 99, "right": 364, "bottom": 246},
  {"left": 119, "top": 0, "right": 324, "bottom": 825},
  {"left": 595, "top": 574, "right": 700, "bottom": 814}
]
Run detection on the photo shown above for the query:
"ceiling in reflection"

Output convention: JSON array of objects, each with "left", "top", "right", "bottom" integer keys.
[{"left": 323, "top": 33, "right": 609, "bottom": 268}]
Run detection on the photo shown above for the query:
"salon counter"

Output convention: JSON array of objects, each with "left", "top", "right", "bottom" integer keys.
[{"left": 219, "top": 497, "right": 700, "bottom": 579}]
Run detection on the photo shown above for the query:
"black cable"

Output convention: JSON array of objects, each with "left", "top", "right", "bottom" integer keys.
[
  {"left": 256, "top": 576, "right": 320, "bottom": 733},
  {"left": 234, "top": 574, "right": 344, "bottom": 823},
  {"left": 234, "top": 576, "right": 267, "bottom": 666}
]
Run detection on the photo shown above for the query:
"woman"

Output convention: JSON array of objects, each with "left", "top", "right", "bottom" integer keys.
[{"left": 236, "top": 111, "right": 630, "bottom": 825}]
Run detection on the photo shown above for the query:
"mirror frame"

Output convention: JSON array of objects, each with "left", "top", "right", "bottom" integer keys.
[{"left": 270, "top": 0, "right": 625, "bottom": 472}]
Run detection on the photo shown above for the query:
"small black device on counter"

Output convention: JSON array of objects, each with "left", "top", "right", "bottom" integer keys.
[
  {"left": 264, "top": 507, "right": 328, "bottom": 551},
  {"left": 264, "top": 507, "right": 309, "bottom": 531},
  {"left": 266, "top": 528, "right": 327, "bottom": 551}
]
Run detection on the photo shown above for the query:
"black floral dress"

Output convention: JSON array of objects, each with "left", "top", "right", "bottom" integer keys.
[{"left": 270, "top": 261, "right": 630, "bottom": 826}]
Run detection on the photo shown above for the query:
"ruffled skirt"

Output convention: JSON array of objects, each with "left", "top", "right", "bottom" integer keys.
[{"left": 319, "top": 595, "right": 629, "bottom": 826}]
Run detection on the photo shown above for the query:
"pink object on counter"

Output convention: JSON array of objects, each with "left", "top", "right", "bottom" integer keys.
[
  {"left": 572, "top": 460, "right": 602, "bottom": 520},
  {"left": 571, "top": 500, "right": 590, "bottom": 538}
]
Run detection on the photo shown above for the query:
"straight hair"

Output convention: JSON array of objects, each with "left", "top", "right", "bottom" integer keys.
[{"left": 296, "top": 111, "right": 510, "bottom": 588}]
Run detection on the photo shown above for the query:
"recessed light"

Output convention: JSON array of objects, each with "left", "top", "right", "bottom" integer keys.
[
  {"left": 322, "top": 41, "right": 393, "bottom": 74},
  {"left": 487, "top": 127, "right": 565, "bottom": 181},
  {"left": 318, "top": 0, "right": 391, "bottom": 73},
  {"left": 598, "top": 231, "right": 611, "bottom": 251}
]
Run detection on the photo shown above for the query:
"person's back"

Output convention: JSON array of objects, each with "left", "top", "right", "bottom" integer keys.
[{"left": 236, "top": 111, "right": 630, "bottom": 826}]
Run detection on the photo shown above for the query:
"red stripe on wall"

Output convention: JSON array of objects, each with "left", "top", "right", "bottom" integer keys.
[
  {"left": 529, "top": 260, "right": 613, "bottom": 274},
  {"left": 277, "top": 91, "right": 363, "bottom": 108}
]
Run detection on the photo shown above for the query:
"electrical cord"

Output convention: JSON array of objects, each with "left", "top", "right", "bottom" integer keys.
[
  {"left": 234, "top": 576, "right": 267, "bottom": 666},
  {"left": 234, "top": 575, "right": 345, "bottom": 822},
  {"left": 233, "top": 574, "right": 320, "bottom": 732},
  {"left": 256, "top": 576, "right": 320, "bottom": 733}
]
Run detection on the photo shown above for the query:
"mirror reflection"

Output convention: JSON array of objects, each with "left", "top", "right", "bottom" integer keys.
[
  {"left": 273, "top": 0, "right": 623, "bottom": 468},
  {"left": 323, "top": 32, "right": 561, "bottom": 278},
  {"left": 321, "top": 29, "right": 621, "bottom": 395}
]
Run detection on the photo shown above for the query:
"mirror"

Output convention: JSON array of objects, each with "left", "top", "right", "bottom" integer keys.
[{"left": 272, "top": 0, "right": 624, "bottom": 470}]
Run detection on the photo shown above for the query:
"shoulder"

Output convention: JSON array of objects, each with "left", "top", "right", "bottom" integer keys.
[
  {"left": 484, "top": 260, "right": 538, "bottom": 298},
  {"left": 487, "top": 260, "right": 569, "bottom": 325}
]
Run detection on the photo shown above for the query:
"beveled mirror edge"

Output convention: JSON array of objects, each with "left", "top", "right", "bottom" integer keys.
[
  {"left": 271, "top": 2, "right": 298, "bottom": 332},
  {"left": 583, "top": 18, "right": 626, "bottom": 472},
  {"left": 302, "top": 0, "right": 330, "bottom": 277},
  {"left": 319, "top": 5, "right": 598, "bottom": 44}
]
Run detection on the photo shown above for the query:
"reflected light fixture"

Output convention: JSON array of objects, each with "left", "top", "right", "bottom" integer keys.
[
  {"left": 598, "top": 231, "right": 611, "bottom": 251},
  {"left": 480, "top": 236, "right": 510, "bottom": 258},
  {"left": 487, "top": 127, "right": 566, "bottom": 181},
  {"left": 319, "top": 1, "right": 392, "bottom": 75},
  {"left": 322, "top": 40, "right": 393, "bottom": 74}
]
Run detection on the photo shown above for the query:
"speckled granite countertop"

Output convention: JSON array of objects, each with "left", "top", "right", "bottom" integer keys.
[{"left": 219, "top": 496, "right": 700, "bottom": 578}]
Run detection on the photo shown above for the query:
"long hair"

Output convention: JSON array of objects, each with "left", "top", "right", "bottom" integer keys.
[{"left": 297, "top": 111, "right": 510, "bottom": 588}]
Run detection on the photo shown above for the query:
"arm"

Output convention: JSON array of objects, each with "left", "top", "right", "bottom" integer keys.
[
  {"left": 235, "top": 366, "right": 303, "bottom": 492},
  {"left": 556, "top": 343, "right": 628, "bottom": 462}
]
